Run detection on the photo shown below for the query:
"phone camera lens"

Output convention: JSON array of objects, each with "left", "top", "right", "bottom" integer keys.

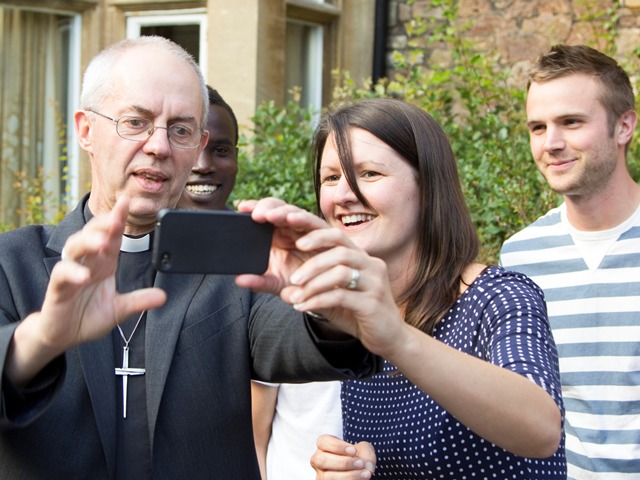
[{"left": 160, "top": 253, "right": 172, "bottom": 271}]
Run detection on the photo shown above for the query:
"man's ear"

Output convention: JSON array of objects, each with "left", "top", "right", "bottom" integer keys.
[
  {"left": 617, "top": 109, "right": 638, "bottom": 147},
  {"left": 74, "top": 110, "right": 94, "bottom": 153}
]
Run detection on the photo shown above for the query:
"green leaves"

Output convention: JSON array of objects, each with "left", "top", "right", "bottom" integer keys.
[{"left": 231, "top": 96, "right": 317, "bottom": 213}]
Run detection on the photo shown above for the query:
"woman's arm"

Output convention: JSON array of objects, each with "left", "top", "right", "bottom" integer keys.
[
  {"left": 386, "top": 322, "right": 561, "bottom": 457},
  {"left": 280, "top": 228, "right": 562, "bottom": 458}
]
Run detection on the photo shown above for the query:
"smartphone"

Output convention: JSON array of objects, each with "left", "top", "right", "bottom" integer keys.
[{"left": 152, "top": 209, "right": 273, "bottom": 274}]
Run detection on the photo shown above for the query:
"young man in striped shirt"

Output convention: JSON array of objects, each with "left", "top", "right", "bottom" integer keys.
[{"left": 500, "top": 44, "right": 640, "bottom": 479}]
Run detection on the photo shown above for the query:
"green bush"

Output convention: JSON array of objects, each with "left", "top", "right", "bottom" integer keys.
[
  {"left": 231, "top": 92, "right": 317, "bottom": 213},
  {"left": 1, "top": 164, "right": 68, "bottom": 233},
  {"left": 0, "top": 100, "right": 69, "bottom": 231}
]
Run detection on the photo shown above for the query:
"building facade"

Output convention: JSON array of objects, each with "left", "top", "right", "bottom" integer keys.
[
  {"left": 1, "top": 0, "right": 639, "bottom": 226},
  {"left": 0, "top": 0, "right": 378, "bottom": 225}
]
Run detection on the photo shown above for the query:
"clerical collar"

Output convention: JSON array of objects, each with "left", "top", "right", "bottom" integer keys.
[
  {"left": 121, "top": 234, "right": 150, "bottom": 253},
  {"left": 81, "top": 197, "right": 151, "bottom": 253}
]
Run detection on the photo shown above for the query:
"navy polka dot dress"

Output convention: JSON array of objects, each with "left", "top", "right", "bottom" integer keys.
[{"left": 342, "top": 266, "right": 566, "bottom": 479}]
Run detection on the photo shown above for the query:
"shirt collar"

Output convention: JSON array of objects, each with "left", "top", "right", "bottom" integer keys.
[{"left": 120, "top": 234, "right": 150, "bottom": 253}]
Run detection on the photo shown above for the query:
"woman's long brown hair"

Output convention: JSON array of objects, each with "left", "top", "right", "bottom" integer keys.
[{"left": 311, "top": 98, "right": 480, "bottom": 335}]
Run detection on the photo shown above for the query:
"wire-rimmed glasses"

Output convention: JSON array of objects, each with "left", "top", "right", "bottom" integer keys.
[{"left": 89, "top": 110, "right": 204, "bottom": 149}]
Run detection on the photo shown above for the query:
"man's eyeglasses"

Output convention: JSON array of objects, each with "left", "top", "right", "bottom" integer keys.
[{"left": 89, "top": 110, "right": 204, "bottom": 149}]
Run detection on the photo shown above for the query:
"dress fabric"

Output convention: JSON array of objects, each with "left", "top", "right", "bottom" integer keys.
[{"left": 341, "top": 266, "right": 567, "bottom": 479}]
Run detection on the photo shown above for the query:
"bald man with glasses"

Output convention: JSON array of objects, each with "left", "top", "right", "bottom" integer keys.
[{"left": 0, "top": 36, "right": 379, "bottom": 480}]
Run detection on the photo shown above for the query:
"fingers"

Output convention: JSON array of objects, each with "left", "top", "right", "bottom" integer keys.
[
  {"left": 42, "top": 195, "right": 160, "bottom": 350},
  {"left": 290, "top": 233, "right": 365, "bottom": 282},
  {"left": 278, "top": 230, "right": 378, "bottom": 316},
  {"left": 50, "top": 254, "right": 92, "bottom": 289},
  {"left": 285, "top": 247, "right": 387, "bottom": 311},
  {"left": 239, "top": 197, "right": 328, "bottom": 231},
  {"left": 115, "top": 288, "right": 167, "bottom": 323},
  {"left": 233, "top": 199, "right": 333, "bottom": 296},
  {"left": 289, "top": 229, "right": 365, "bottom": 292},
  {"left": 60, "top": 196, "right": 129, "bottom": 275},
  {"left": 234, "top": 273, "right": 286, "bottom": 294},
  {"left": 285, "top": 263, "right": 364, "bottom": 309},
  {"left": 235, "top": 198, "right": 259, "bottom": 213},
  {"left": 295, "top": 226, "right": 356, "bottom": 252},
  {"left": 311, "top": 435, "right": 376, "bottom": 479}
]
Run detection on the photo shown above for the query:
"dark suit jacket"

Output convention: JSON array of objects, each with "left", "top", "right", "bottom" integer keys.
[{"left": 0, "top": 198, "right": 379, "bottom": 479}]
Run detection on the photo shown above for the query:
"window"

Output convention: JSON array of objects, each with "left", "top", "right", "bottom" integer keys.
[
  {"left": 126, "top": 11, "right": 208, "bottom": 74},
  {"left": 0, "top": 6, "right": 81, "bottom": 225},
  {"left": 285, "top": 1, "right": 339, "bottom": 112},
  {"left": 286, "top": 20, "right": 324, "bottom": 111}
]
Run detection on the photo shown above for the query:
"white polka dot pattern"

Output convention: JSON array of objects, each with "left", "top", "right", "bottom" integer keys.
[{"left": 342, "top": 266, "right": 566, "bottom": 479}]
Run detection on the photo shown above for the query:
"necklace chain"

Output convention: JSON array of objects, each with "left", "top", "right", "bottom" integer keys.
[{"left": 117, "top": 310, "right": 146, "bottom": 347}]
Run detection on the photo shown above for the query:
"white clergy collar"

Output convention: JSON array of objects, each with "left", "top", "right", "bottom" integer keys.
[{"left": 120, "top": 234, "right": 150, "bottom": 253}]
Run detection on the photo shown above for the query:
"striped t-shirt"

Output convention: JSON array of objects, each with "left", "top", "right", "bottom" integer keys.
[{"left": 500, "top": 203, "right": 640, "bottom": 479}]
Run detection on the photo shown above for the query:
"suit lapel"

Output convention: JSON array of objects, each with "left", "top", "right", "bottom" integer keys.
[
  {"left": 43, "top": 197, "right": 205, "bottom": 467},
  {"left": 146, "top": 271, "right": 204, "bottom": 453},
  {"left": 43, "top": 198, "right": 118, "bottom": 478},
  {"left": 78, "top": 337, "right": 118, "bottom": 478}
]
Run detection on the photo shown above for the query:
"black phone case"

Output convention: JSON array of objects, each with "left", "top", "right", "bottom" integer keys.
[{"left": 152, "top": 209, "right": 273, "bottom": 274}]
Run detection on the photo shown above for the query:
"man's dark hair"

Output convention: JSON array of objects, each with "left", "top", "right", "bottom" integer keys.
[{"left": 207, "top": 85, "right": 239, "bottom": 145}]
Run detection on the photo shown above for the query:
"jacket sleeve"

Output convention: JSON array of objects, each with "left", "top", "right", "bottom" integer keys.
[
  {"left": 0, "top": 322, "right": 66, "bottom": 430},
  {"left": 248, "top": 292, "right": 381, "bottom": 383}
]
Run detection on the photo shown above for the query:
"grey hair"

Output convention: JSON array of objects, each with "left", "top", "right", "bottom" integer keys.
[{"left": 80, "top": 36, "right": 208, "bottom": 126}]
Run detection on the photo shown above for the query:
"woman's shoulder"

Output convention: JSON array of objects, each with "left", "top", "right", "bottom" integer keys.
[{"left": 470, "top": 264, "right": 545, "bottom": 301}]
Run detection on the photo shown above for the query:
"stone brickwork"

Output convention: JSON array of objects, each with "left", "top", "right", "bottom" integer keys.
[{"left": 387, "top": 0, "right": 640, "bottom": 85}]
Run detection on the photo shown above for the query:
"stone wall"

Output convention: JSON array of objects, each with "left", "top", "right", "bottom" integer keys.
[{"left": 386, "top": 0, "right": 640, "bottom": 84}]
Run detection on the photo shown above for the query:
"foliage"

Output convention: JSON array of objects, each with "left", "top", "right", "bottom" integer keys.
[
  {"left": 0, "top": 103, "right": 69, "bottom": 232},
  {"left": 6, "top": 0, "right": 640, "bottom": 265},
  {"left": 384, "top": 0, "right": 562, "bottom": 262},
  {"left": 231, "top": 89, "right": 318, "bottom": 213},
  {"left": 0, "top": 169, "right": 65, "bottom": 232},
  {"left": 234, "top": 1, "right": 559, "bottom": 262}
]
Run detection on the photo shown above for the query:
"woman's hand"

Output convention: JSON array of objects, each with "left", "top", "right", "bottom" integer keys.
[
  {"left": 235, "top": 197, "right": 406, "bottom": 357},
  {"left": 235, "top": 198, "right": 330, "bottom": 294},
  {"left": 278, "top": 226, "right": 407, "bottom": 359}
]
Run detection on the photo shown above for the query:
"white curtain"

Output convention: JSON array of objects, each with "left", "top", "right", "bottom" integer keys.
[{"left": 0, "top": 7, "right": 64, "bottom": 228}]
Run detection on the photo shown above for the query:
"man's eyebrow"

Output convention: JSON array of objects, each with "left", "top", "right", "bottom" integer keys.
[
  {"left": 130, "top": 105, "right": 153, "bottom": 116},
  {"left": 527, "top": 112, "right": 587, "bottom": 127},
  {"left": 209, "top": 137, "right": 234, "bottom": 145},
  {"left": 129, "top": 105, "right": 198, "bottom": 124},
  {"left": 170, "top": 115, "right": 198, "bottom": 125}
]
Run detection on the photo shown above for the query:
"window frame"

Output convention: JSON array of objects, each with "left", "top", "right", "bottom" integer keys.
[
  {"left": 286, "top": 0, "right": 339, "bottom": 109},
  {"left": 125, "top": 9, "right": 208, "bottom": 76}
]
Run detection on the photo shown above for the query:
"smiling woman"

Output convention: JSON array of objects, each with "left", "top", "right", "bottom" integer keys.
[
  {"left": 318, "top": 127, "right": 421, "bottom": 271},
  {"left": 284, "top": 98, "right": 567, "bottom": 479}
]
